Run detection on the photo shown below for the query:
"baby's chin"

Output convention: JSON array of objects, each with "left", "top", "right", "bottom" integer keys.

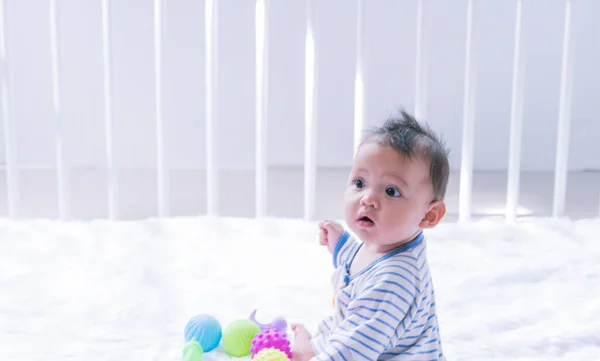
[
  {"left": 348, "top": 224, "right": 380, "bottom": 242},
  {"left": 350, "top": 225, "right": 409, "bottom": 247}
]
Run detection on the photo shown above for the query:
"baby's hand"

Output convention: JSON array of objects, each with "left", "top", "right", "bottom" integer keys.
[
  {"left": 291, "top": 324, "right": 315, "bottom": 361},
  {"left": 318, "top": 220, "right": 344, "bottom": 253}
]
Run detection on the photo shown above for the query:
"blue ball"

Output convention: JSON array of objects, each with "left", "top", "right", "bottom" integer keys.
[{"left": 184, "top": 314, "right": 222, "bottom": 352}]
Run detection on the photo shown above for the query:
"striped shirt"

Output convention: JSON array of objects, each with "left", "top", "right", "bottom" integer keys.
[{"left": 310, "top": 231, "right": 445, "bottom": 361}]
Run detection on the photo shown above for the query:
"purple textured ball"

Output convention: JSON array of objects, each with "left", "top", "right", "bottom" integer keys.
[{"left": 250, "top": 328, "right": 292, "bottom": 359}]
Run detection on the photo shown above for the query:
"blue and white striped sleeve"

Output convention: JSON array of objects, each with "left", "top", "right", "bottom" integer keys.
[
  {"left": 311, "top": 267, "right": 420, "bottom": 361},
  {"left": 332, "top": 231, "right": 359, "bottom": 268},
  {"left": 309, "top": 231, "right": 358, "bottom": 351}
]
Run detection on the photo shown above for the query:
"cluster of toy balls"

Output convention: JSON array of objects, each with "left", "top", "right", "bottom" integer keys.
[{"left": 183, "top": 314, "right": 292, "bottom": 361}]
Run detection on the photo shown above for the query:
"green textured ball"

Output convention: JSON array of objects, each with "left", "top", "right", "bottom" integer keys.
[
  {"left": 222, "top": 319, "right": 261, "bottom": 357},
  {"left": 182, "top": 339, "right": 205, "bottom": 361}
]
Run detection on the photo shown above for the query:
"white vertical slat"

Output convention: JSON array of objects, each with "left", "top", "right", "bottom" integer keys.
[
  {"left": 353, "top": 0, "right": 365, "bottom": 154},
  {"left": 255, "top": 0, "right": 268, "bottom": 218},
  {"left": 49, "top": 0, "right": 69, "bottom": 220},
  {"left": 552, "top": 0, "right": 574, "bottom": 218},
  {"left": 458, "top": 0, "right": 477, "bottom": 223},
  {"left": 101, "top": 0, "right": 118, "bottom": 220},
  {"left": 0, "top": 0, "right": 18, "bottom": 218},
  {"left": 304, "top": 0, "right": 317, "bottom": 221},
  {"left": 414, "top": 0, "right": 428, "bottom": 120},
  {"left": 205, "top": 0, "right": 219, "bottom": 216},
  {"left": 505, "top": 0, "right": 525, "bottom": 223},
  {"left": 154, "top": 0, "right": 168, "bottom": 217}
]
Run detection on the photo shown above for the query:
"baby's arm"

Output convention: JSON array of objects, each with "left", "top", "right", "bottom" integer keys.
[
  {"left": 318, "top": 221, "right": 359, "bottom": 269},
  {"left": 309, "top": 271, "right": 418, "bottom": 361}
]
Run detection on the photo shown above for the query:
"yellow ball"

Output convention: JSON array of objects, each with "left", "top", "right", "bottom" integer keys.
[{"left": 253, "top": 348, "right": 291, "bottom": 361}]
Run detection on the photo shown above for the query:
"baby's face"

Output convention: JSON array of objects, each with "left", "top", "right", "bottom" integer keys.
[{"left": 343, "top": 141, "right": 436, "bottom": 248}]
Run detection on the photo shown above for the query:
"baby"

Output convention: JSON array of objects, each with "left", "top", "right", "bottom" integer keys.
[{"left": 291, "top": 110, "right": 449, "bottom": 361}]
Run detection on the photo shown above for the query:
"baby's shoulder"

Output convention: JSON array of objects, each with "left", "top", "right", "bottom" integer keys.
[{"left": 366, "top": 250, "right": 429, "bottom": 286}]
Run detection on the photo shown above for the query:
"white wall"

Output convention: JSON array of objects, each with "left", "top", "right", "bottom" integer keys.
[{"left": 0, "top": 0, "right": 598, "bottom": 172}]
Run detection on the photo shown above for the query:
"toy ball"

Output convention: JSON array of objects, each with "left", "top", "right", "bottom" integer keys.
[
  {"left": 182, "top": 339, "right": 205, "bottom": 361},
  {"left": 251, "top": 328, "right": 292, "bottom": 359},
  {"left": 253, "top": 348, "right": 291, "bottom": 361},
  {"left": 184, "top": 314, "right": 222, "bottom": 353},
  {"left": 222, "top": 319, "right": 261, "bottom": 357}
]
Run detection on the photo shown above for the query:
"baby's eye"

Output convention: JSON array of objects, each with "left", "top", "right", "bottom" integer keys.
[
  {"left": 385, "top": 187, "right": 401, "bottom": 197},
  {"left": 353, "top": 179, "right": 365, "bottom": 189}
]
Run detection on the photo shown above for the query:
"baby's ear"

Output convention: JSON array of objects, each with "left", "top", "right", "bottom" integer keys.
[{"left": 419, "top": 201, "right": 446, "bottom": 229}]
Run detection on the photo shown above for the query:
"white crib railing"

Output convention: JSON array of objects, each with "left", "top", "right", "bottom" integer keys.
[
  {"left": 0, "top": 0, "right": 17, "bottom": 218},
  {"left": 505, "top": 0, "right": 526, "bottom": 224},
  {"left": 0, "top": 0, "right": 597, "bottom": 222},
  {"left": 204, "top": 0, "right": 219, "bottom": 218},
  {"left": 101, "top": 0, "right": 118, "bottom": 220}
]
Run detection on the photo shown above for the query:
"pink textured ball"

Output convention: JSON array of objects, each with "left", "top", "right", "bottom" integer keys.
[{"left": 250, "top": 328, "right": 292, "bottom": 359}]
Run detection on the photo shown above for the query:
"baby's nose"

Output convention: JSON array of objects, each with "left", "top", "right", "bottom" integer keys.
[{"left": 360, "top": 190, "right": 379, "bottom": 208}]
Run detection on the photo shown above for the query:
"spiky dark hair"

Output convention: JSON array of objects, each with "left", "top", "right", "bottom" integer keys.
[{"left": 362, "top": 109, "right": 450, "bottom": 201}]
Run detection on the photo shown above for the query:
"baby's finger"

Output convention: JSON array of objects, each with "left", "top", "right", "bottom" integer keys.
[
  {"left": 319, "top": 220, "right": 331, "bottom": 230},
  {"left": 322, "top": 222, "right": 340, "bottom": 234},
  {"left": 318, "top": 229, "right": 328, "bottom": 245}
]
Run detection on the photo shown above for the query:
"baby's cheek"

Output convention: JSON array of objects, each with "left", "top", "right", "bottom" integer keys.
[
  {"left": 343, "top": 198, "right": 356, "bottom": 216},
  {"left": 343, "top": 213, "right": 355, "bottom": 232},
  {"left": 385, "top": 215, "right": 409, "bottom": 234}
]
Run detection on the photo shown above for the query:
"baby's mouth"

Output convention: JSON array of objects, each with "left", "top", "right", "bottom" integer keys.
[{"left": 357, "top": 215, "right": 375, "bottom": 227}]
